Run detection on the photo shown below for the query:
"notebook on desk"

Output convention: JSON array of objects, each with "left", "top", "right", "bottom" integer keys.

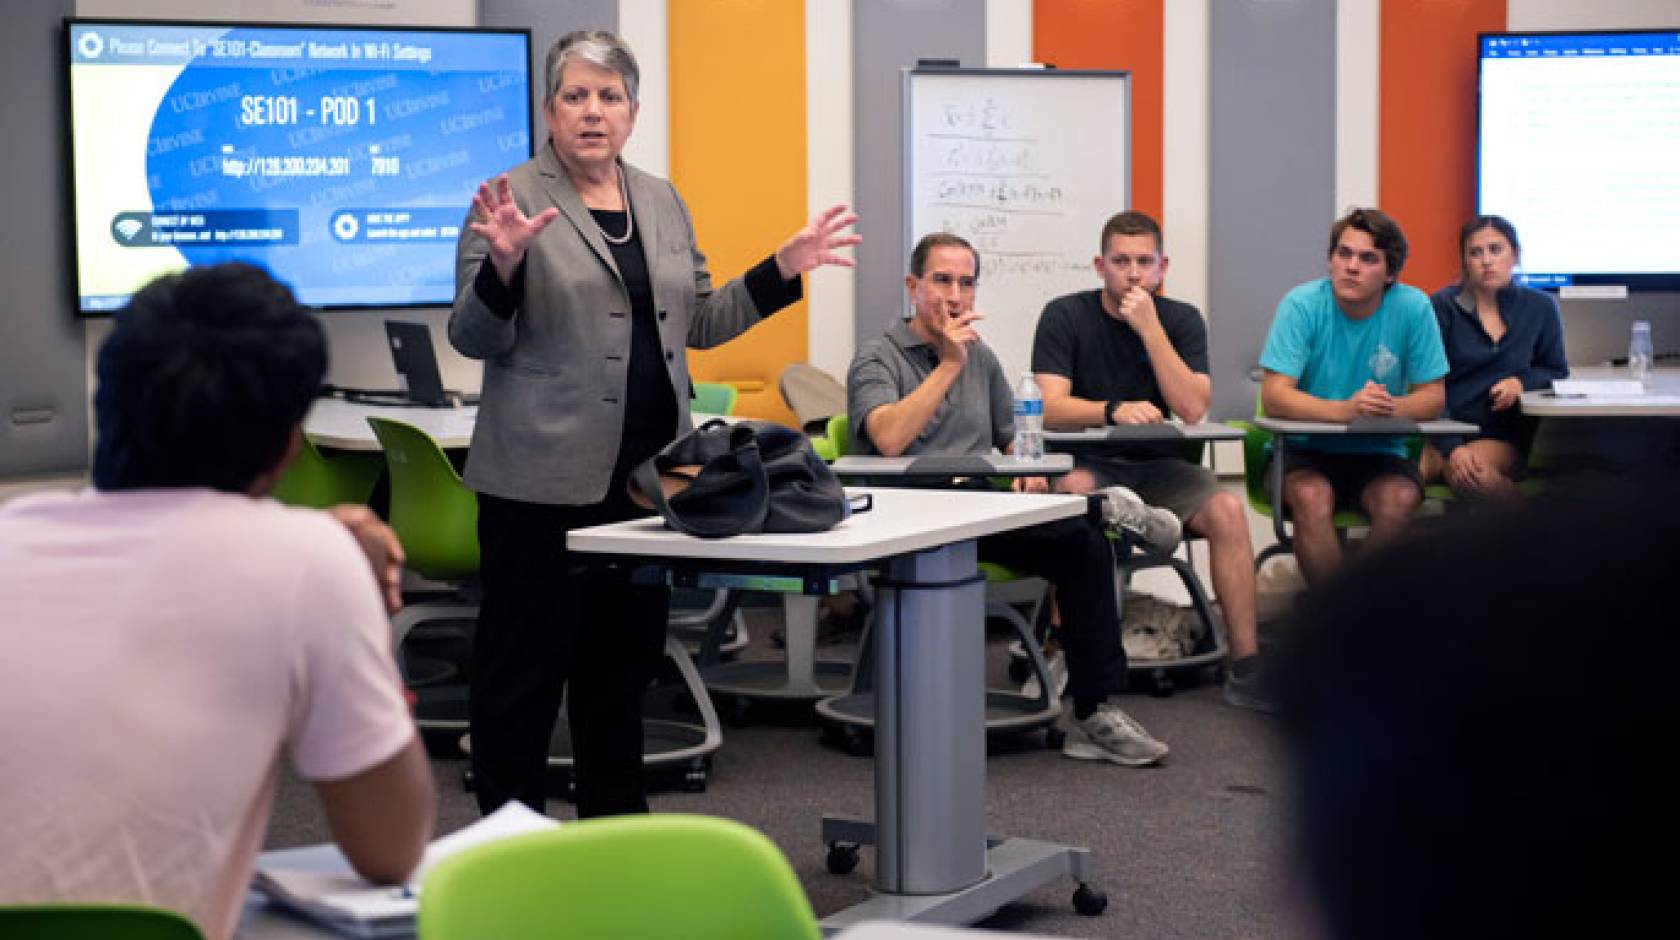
[
  {"left": 384, "top": 320, "right": 452, "bottom": 407},
  {"left": 252, "top": 801, "right": 557, "bottom": 937}
]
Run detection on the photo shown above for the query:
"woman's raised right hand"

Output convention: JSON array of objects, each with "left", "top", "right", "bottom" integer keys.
[{"left": 469, "top": 174, "right": 560, "bottom": 284}]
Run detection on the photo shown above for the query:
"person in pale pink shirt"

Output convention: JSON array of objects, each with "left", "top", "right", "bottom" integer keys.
[{"left": 0, "top": 263, "right": 434, "bottom": 940}]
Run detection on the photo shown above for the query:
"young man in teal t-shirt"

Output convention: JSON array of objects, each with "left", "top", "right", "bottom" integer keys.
[{"left": 1259, "top": 208, "right": 1448, "bottom": 584}]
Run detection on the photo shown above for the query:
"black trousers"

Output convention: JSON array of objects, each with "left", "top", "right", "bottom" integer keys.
[
  {"left": 978, "top": 515, "right": 1128, "bottom": 698},
  {"left": 470, "top": 492, "right": 669, "bottom": 818}
]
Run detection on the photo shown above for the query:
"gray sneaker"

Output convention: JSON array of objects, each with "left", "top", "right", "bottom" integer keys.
[
  {"left": 1020, "top": 649, "right": 1069, "bottom": 700},
  {"left": 1063, "top": 702, "right": 1169, "bottom": 766},
  {"left": 1222, "top": 662, "right": 1278, "bottom": 714},
  {"left": 1095, "top": 486, "right": 1181, "bottom": 555}
]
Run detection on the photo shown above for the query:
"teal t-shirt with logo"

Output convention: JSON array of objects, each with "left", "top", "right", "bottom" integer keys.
[{"left": 1259, "top": 278, "right": 1448, "bottom": 457}]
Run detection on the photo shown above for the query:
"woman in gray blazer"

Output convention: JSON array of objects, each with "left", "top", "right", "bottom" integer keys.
[{"left": 449, "top": 30, "right": 857, "bottom": 818}]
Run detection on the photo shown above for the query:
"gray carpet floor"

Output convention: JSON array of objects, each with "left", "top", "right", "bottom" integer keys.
[{"left": 265, "top": 596, "right": 1302, "bottom": 939}]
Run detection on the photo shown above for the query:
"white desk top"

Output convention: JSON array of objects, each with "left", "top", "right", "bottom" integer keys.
[
  {"left": 303, "top": 397, "right": 478, "bottom": 451},
  {"left": 568, "top": 486, "right": 1086, "bottom": 566},
  {"left": 1521, "top": 366, "right": 1680, "bottom": 417},
  {"left": 302, "top": 398, "right": 735, "bottom": 451},
  {"left": 830, "top": 453, "right": 1073, "bottom": 477},
  {"left": 1044, "top": 421, "right": 1243, "bottom": 442},
  {"left": 1255, "top": 416, "right": 1477, "bottom": 436}
]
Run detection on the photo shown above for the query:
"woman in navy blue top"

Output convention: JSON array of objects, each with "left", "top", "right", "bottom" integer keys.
[{"left": 1421, "top": 215, "right": 1568, "bottom": 497}]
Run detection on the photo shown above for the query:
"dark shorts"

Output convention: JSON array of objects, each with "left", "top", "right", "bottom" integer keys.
[
  {"left": 1266, "top": 448, "right": 1422, "bottom": 512},
  {"left": 1077, "top": 455, "right": 1220, "bottom": 523}
]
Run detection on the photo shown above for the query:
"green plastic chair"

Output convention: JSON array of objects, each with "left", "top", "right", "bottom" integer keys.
[
  {"left": 366, "top": 417, "right": 480, "bottom": 583},
  {"left": 691, "top": 381, "right": 738, "bottom": 416},
  {"left": 417, "top": 814, "right": 820, "bottom": 940},
  {"left": 0, "top": 903, "right": 203, "bottom": 939},
  {"left": 367, "top": 416, "right": 480, "bottom": 727},
  {"left": 270, "top": 435, "right": 384, "bottom": 508}
]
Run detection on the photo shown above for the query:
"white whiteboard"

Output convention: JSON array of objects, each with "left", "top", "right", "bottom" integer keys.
[{"left": 906, "top": 68, "right": 1130, "bottom": 383}]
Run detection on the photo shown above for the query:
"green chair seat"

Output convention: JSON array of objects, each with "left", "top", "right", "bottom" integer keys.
[
  {"left": 366, "top": 417, "right": 480, "bottom": 583},
  {"left": 691, "top": 381, "right": 738, "bottom": 416},
  {"left": 0, "top": 903, "right": 203, "bottom": 939},
  {"left": 418, "top": 814, "right": 819, "bottom": 940}
]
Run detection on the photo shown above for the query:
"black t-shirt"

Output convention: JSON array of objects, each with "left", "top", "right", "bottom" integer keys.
[{"left": 1030, "top": 288, "right": 1209, "bottom": 459}]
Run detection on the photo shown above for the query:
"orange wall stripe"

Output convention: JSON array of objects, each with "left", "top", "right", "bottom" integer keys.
[
  {"left": 1033, "top": 0, "right": 1163, "bottom": 224},
  {"left": 1379, "top": 0, "right": 1505, "bottom": 294},
  {"left": 667, "top": 0, "right": 805, "bottom": 426}
]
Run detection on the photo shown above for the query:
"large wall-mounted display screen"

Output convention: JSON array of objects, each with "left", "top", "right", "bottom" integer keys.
[
  {"left": 66, "top": 20, "right": 531, "bottom": 313},
  {"left": 1478, "top": 30, "right": 1680, "bottom": 292}
]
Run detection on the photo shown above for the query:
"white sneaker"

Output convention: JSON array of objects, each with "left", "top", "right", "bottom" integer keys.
[
  {"left": 1095, "top": 486, "right": 1181, "bottom": 555},
  {"left": 1020, "top": 649, "right": 1069, "bottom": 700},
  {"left": 1063, "top": 702, "right": 1169, "bottom": 766}
]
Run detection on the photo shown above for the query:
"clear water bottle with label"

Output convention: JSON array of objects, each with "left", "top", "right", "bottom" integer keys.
[
  {"left": 1630, "top": 320, "right": 1654, "bottom": 390},
  {"left": 1012, "top": 371, "right": 1044, "bottom": 462}
]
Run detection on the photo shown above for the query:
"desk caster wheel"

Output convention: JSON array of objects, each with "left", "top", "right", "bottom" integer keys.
[
  {"left": 461, "top": 767, "right": 476, "bottom": 792},
  {"left": 844, "top": 729, "right": 873, "bottom": 758},
  {"left": 1007, "top": 657, "right": 1031, "bottom": 683},
  {"left": 682, "top": 763, "right": 708, "bottom": 793},
  {"left": 826, "top": 842, "right": 860, "bottom": 875},
  {"left": 1147, "top": 672, "right": 1175, "bottom": 698},
  {"left": 1073, "top": 883, "right": 1108, "bottom": 916},
  {"left": 1045, "top": 726, "right": 1067, "bottom": 750}
]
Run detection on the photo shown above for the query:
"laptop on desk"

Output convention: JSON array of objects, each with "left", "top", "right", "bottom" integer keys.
[{"left": 384, "top": 320, "right": 452, "bottom": 407}]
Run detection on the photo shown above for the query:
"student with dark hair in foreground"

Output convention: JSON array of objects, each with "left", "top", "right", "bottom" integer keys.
[
  {"left": 0, "top": 263, "right": 434, "bottom": 940},
  {"left": 1279, "top": 479, "right": 1677, "bottom": 940}
]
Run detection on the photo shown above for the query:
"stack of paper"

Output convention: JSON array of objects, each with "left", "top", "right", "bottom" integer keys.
[{"left": 252, "top": 801, "right": 558, "bottom": 937}]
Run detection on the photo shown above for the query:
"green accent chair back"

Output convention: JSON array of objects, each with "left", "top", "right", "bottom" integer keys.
[
  {"left": 0, "top": 904, "right": 203, "bottom": 939},
  {"left": 270, "top": 435, "right": 383, "bottom": 509},
  {"left": 366, "top": 417, "right": 480, "bottom": 583},
  {"left": 692, "top": 381, "right": 739, "bottom": 416},
  {"left": 417, "top": 814, "right": 820, "bottom": 940}
]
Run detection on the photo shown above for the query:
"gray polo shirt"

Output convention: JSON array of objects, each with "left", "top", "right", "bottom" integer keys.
[{"left": 846, "top": 318, "right": 1016, "bottom": 456}]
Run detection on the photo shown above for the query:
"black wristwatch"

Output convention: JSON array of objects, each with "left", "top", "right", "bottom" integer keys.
[{"left": 1104, "top": 399, "right": 1122, "bottom": 425}]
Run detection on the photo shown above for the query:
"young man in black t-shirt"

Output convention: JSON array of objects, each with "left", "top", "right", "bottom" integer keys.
[{"left": 1031, "top": 211, "right": 1269, "bottom": 712}]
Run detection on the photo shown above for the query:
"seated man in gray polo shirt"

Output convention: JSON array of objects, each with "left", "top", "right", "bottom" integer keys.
[{"left": 844, "top": 232, "right": 1168, "bottom": 767}]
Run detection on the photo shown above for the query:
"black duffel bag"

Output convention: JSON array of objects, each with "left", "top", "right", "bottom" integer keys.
[{"left": 629, "top": 419, "right": 854, "bottom": 538}]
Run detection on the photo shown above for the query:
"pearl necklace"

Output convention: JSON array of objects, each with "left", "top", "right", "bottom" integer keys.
[{"left": 596, "top": 165, "right": 634, "bottom": 246}]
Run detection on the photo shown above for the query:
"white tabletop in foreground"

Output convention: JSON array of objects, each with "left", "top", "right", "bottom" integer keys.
[
  {"left": 567, "top": 487, "right": 1086, "bottom": 566},
  {"left": 1521, "top": 365, "right": 1680, "bottom": 417}
]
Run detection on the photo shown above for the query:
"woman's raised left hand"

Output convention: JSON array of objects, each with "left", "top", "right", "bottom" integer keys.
[{"left": 774, "top": 204, "right": 861, "bottom": 280}]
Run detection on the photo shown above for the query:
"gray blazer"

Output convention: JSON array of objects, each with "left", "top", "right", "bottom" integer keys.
[{"left": 449, "top": 146, "right": 767, "bottom": 506}]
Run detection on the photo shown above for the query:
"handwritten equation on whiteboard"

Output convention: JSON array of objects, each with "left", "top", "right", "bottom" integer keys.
[{"left": 907, "top": 71, "right": 1129, "bottom": 380}]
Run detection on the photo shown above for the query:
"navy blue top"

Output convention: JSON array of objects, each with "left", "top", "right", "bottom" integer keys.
[{"left": 1429, "top": 282, "right": 1569, "bottom": 455}]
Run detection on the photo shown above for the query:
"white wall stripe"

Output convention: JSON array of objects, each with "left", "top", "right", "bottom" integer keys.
[
  {"left": 1508, "top": 0, "right": 1680, "bottom": 30},
  {"left": 807, "top": 0, "right": 856, "bottom": 380},
  {"left": 618, "top": 0, "right": 669, "bottom": 178},
  {"left": 1162, "top": 0, "right": 1210, "bottom": 316},
  {"left": 1334, "top": 0, "right": 1380, "bottom": 215},
  {"left": 984, "top": 0, "right": 1033, "bottom": 68}
]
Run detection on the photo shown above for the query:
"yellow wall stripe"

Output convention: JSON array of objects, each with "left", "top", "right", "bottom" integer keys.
[{"left": 668, "top": 0, "right": 806, "bottom": 426}]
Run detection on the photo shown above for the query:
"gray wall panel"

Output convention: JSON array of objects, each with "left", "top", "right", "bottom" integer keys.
[
  {"left": 0, "top": 0, "right": 87, "bottom": 477},
  {"left": 852, "top": 0, "right": 985, "bottom": 344},
  {"left": 479, "top": 0, "right": 614, "bottom": 136},
  {"left": 1207, "top": 0, "right": 1337, "bottom": 421}
]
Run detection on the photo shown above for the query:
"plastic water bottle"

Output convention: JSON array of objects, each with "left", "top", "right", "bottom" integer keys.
[
  {"left": 1012, "top": 371, "right": 1044, "bottom": 462},
  {"left": 1630, "top": 320, "right": 1654, "bottom": 390}
]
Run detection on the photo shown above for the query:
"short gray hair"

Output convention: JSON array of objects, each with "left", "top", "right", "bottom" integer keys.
[{"left": 545, "top": 30, "right": 640, "bottom": 106}]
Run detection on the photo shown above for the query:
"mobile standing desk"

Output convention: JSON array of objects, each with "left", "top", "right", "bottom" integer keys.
[{"left": 569, "top": 486, "right": 1107, "bottom": 929}]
